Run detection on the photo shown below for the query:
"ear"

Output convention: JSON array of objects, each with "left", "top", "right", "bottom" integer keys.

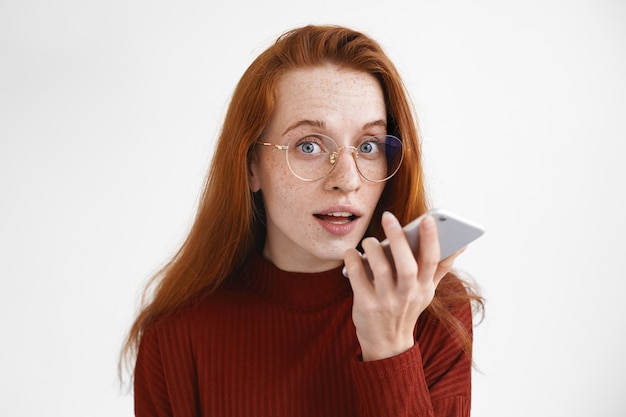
[{"left": 248, "top": 152, "right": 262, "bottom": 193}]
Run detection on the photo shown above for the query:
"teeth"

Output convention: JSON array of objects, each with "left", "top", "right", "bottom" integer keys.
[{"left": 327, "top": 212, "right": 352, "bottom": 217}]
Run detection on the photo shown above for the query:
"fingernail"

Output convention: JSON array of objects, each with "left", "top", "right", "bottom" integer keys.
[{"left": 382, "top": 211, "right": 399, "bottom": 225}]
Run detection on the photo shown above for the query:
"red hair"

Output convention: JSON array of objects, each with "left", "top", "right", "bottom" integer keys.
[{"left": 120, "top": 24, "right": 483, "bottom": 379}]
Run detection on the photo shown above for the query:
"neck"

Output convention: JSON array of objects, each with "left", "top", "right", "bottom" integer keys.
[{"left": 262, "top": 245, "right": 344, "bottom": 273}]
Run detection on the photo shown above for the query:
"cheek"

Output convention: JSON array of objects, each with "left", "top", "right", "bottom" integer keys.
[
  {"left": 366, "top": 183, "right": 386, "bottom": 205},
  {"left": 254, "top": 154, "right": 290, "bottom": 195},
  {"left": 273, "top": 182, "right": 307, "bottom": 212},
  {"left": 259, "top": 170, "right": 305, "bottom": 215}
]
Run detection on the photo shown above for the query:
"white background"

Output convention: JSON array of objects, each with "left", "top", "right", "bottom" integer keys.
[{"left": 1, "top": 1, "right": 625, "bottom": 416}]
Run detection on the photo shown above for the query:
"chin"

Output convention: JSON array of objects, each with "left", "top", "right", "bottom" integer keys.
[{"left": 315, "top": 242, "right": 357, "bottom": 263}]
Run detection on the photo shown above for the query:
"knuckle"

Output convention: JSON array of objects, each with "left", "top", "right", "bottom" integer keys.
[
  {"left": 397, "top": 264, "right": 417, "bottom": 282},
  {"left": 403, "top": 260, "right": 418, "bottom": 277},
  {"left": 418, "top": 284, "right": 436, "bottom": 304},
  {"left": 371, "top": 261, "right": 393, "bottom": 278},
  {"left": 421, "top": 256, "right": 439, "bottom": 271}
]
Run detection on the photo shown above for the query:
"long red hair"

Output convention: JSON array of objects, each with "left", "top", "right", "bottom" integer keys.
[{"left": 120, "top": 24, "right": 483, "bottom": 379}]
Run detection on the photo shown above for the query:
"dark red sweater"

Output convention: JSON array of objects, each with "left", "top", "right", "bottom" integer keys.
[{"left": 134, "top": 253, "right": 473, "bottom": 416}]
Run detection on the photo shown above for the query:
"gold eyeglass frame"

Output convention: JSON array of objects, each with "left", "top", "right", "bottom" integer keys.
[{"left": 255, "top": 133, "right": 404, "bottom": 183}]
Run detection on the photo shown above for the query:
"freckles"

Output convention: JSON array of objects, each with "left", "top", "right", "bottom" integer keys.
[
  {"left": 274, "top": 179, "right": 296, "bottom": 202},
  {"left": 263, "top": 172, "right": 305, "bottom": 219}
]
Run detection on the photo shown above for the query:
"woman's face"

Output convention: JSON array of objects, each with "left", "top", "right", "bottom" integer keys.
[{"left": 249, "top": 64, "right": 387, "bottom": 272}]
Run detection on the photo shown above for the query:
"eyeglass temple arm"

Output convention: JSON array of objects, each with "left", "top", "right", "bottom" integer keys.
[{"left": 255, "top": 141, "right": 288, "bottom": 151}]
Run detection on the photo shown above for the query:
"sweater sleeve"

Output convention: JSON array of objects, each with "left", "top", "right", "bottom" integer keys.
[
  {"left": 134, "top": 319, "right": 202, "bottom": 417},
  {"left": 350, "top": 300, "right": 473, "bottom": 417},
  {"left": 134, "top": 326, "right": 174, "bottom": 417}
]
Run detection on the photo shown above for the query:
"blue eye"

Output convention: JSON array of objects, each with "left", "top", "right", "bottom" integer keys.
[
  {"left": 358, "top": 140, "right": 380, "bottom": 155},
  {"left": 299, "top": 141, "right": 319, "bottom": 154},
  {"left": 359, "top": 142, "right": 373, "bottom": 153},
  {"left": 295, "top": 136, "right": 326, "bottom": 155}
]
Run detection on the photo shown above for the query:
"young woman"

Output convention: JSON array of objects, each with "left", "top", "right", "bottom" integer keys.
[{"left": 121, "top": 24, "right": 483, "bottom": 417}]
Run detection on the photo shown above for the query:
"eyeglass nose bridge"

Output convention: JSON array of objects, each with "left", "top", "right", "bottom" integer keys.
[{"left": 328, "top": 145, "right": 358, "bottom": 166}]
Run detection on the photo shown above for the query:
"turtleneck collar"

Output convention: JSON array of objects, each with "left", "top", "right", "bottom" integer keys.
[{"left": 242, "top": 251, "right": 353, "bottom": 311}]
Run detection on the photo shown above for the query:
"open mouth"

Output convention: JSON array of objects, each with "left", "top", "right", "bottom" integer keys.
[{"left": 314, "top": 212, "right": 358, "bottom": 225}]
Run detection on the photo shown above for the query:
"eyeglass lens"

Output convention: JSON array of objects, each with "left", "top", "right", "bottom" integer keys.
[{"left": 285, "top": 134, "right": 403, "bottom": 182}]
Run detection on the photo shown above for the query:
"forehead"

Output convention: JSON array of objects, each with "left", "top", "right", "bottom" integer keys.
[{"left": 269, "top": 65, "right": 386, "bottom": 135}]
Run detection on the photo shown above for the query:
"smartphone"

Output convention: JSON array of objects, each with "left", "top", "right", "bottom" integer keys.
[{"left": 342, "top": 208, "right": 485, "bottom": 277}]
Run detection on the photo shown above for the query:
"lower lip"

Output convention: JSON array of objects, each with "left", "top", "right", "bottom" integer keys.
[{"left": 315, "top": 216, "right": 359, "bottom": 236}]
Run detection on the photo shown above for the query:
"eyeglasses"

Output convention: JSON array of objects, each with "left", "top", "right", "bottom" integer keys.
[{"left": 256, "top": 133, "right": 403, "bottom": 182}]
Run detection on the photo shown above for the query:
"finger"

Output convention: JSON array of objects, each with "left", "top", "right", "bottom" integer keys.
[
  {"left": 416, "top": 215, "right": 440, "bottom": 285},
  {"left": 433, "top": 246, "right": 466, "bottom": 285},
  {"left": 381, "top": 211, "right": 418, "bottom": 291},
  {"left": 360, "top": 236, "right": 395, "bottom": 295},
  {"left": 343, "top": 248, "right": 374, "bottom": 298}
]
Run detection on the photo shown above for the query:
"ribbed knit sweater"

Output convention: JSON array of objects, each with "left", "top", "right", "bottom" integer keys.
[{"left": 134, "top": 252, "right": 473, "bottom": 417}]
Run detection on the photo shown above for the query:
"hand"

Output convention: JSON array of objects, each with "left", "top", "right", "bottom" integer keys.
[{"left": 343, "top": 211, "right": 464, "bottom": 361}]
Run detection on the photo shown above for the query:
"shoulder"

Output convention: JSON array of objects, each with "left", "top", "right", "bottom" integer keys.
[{"left": 150, "top": 282, "right": 250, "bottom": 332}]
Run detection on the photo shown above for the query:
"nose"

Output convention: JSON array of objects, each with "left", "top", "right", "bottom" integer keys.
[{"left": 323, "top": 147, "right": 361, "bottom": 191}]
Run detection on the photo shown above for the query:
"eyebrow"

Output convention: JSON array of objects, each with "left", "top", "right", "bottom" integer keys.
[
  {"left": 282, "top": 119, "right": 387, "bottom": 136},
  {"left": 282, "top": 120, "right": 325, "bottom": 135}
]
